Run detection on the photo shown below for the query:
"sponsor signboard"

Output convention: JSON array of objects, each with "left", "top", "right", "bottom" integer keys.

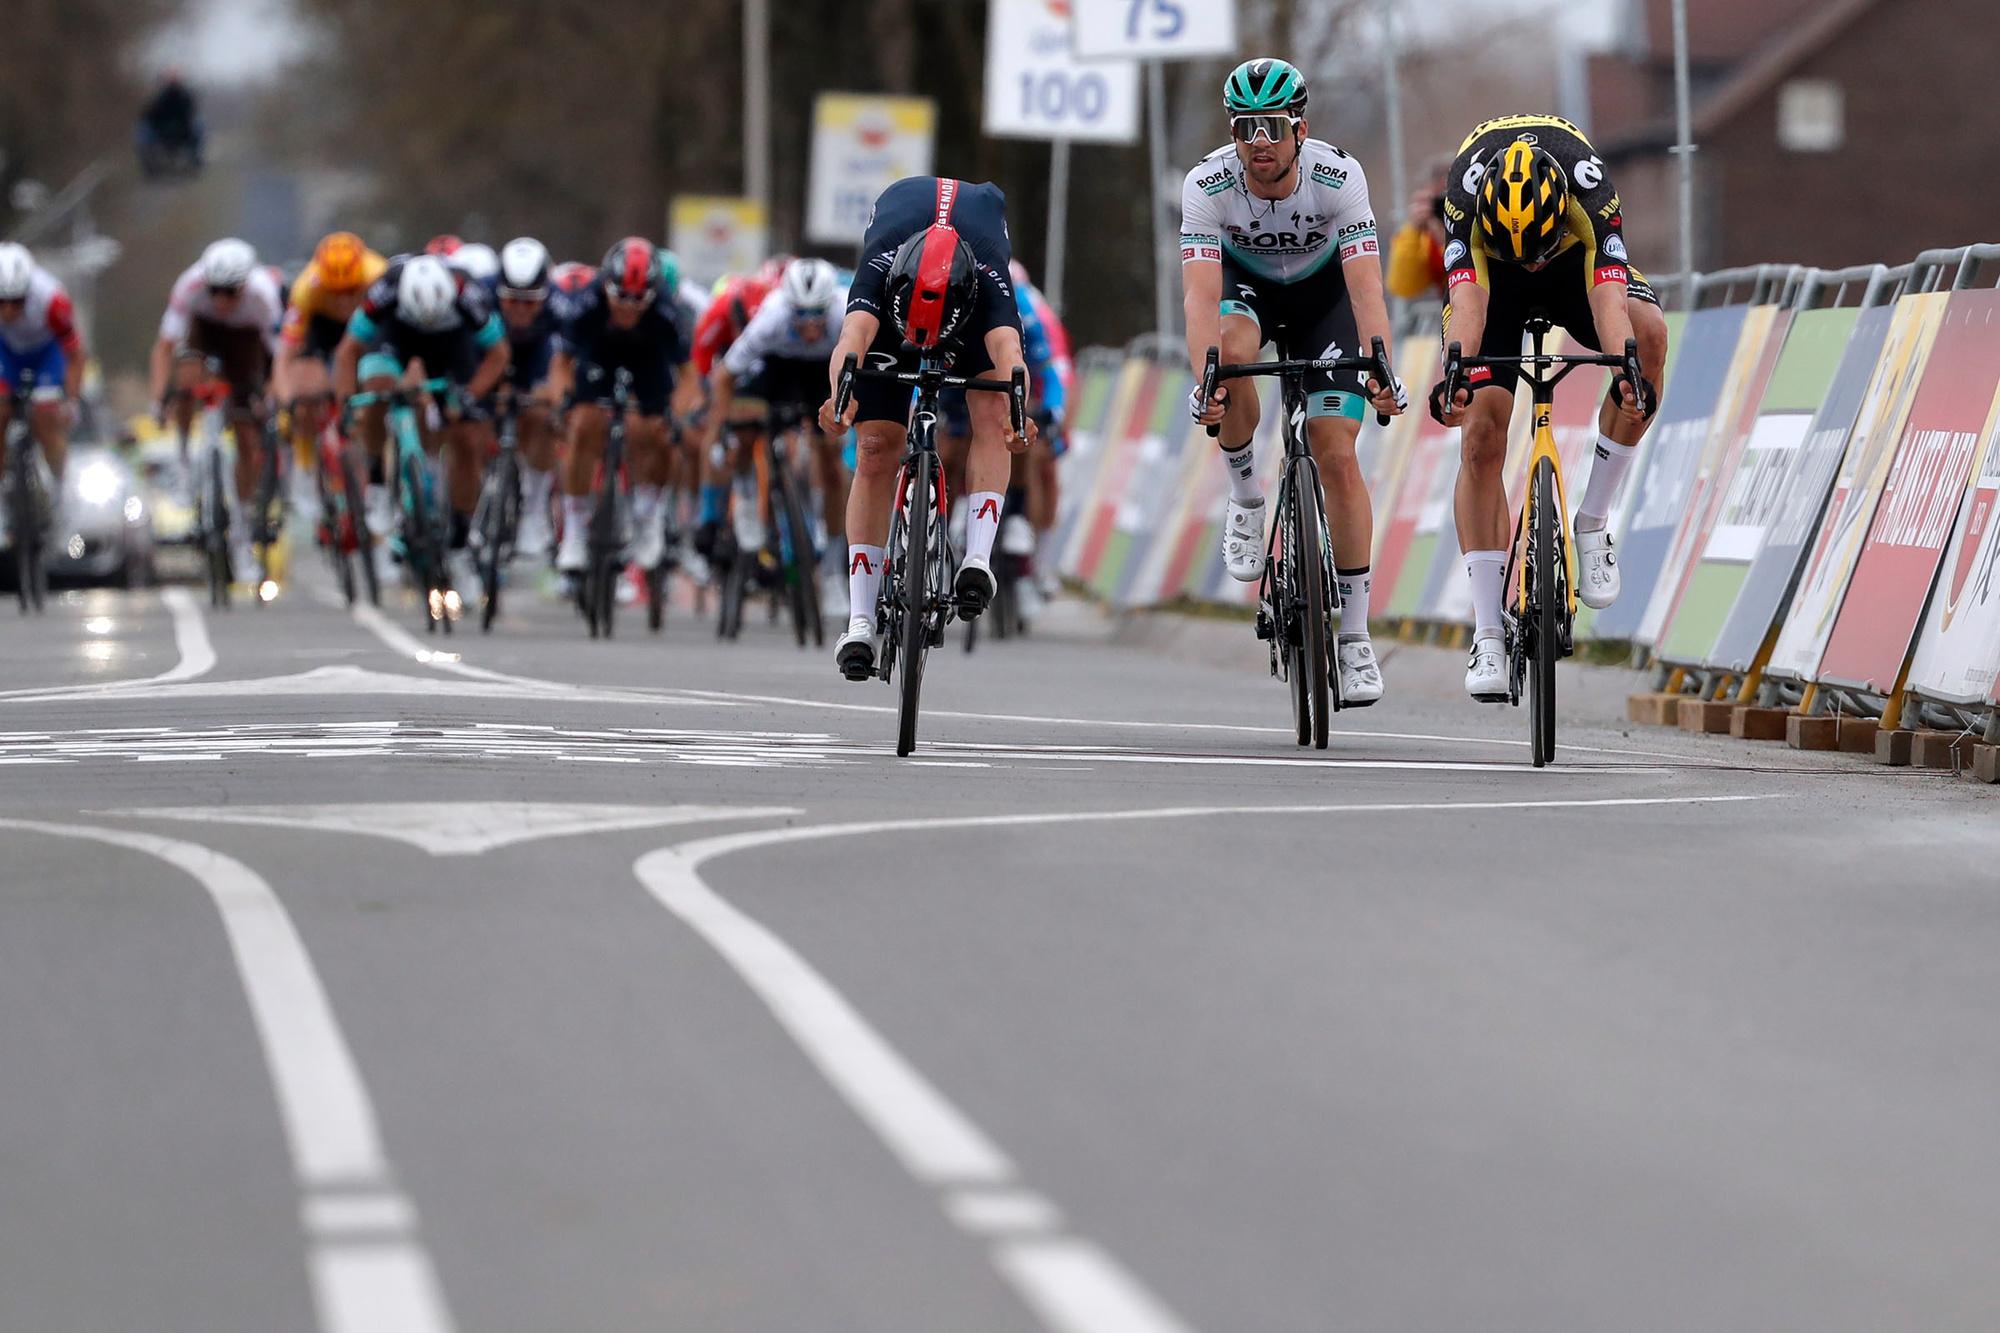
[
  {"left": 986, "top": 0, "right": 1140, "bottom": 144},
  {"left": 668, "top": 196, "right": 768, "bottom": 291},
  {"left": 806, "top": 95, "right": 937, "bottom": 245},
  {"left": 1907, "top": 377, "right": 2000, "bottom": 705}
]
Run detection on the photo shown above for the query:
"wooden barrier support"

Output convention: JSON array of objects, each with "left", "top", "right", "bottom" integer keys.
[
  {"left": 1627, "top": 693, "right": 1681, "bottom": 727},
  {"left": 1730, "top": 706, "right": 1791, "bottom": 741},
  {"left": 1677, "top": 700, "right": 1735, "bottom": 734}
]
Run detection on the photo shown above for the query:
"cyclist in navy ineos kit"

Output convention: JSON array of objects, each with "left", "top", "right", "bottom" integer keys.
[{"left": 820, "top": 175, "right": 1037, "bottom": 680}]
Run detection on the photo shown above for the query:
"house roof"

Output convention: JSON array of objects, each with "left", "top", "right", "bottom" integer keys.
[{"left": 1599, "top": 0, "right": 1884, "bottom": 156}]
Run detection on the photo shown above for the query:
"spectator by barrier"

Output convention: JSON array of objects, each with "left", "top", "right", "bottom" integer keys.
[{"left": 1052, "top": 241, "right": 2000, "bottom": 752}]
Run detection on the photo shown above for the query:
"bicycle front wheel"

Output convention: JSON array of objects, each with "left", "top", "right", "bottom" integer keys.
[
  {"left": 1291, "top": 467, "right": 1332, "bottom": 750},
  {"left": 1530, "top": 457, "right": 1559, "bottom": 767},
  {"left": 343, "top": 453, "right": 380, "bottom": 608},
  {"left": 896, "top": 452, "right": 935, "bottom": 757}
]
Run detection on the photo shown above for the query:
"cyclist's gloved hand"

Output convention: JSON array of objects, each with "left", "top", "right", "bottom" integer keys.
[
  {"left": 1368, "top": 371, "right": 1409, "bottom": 417},
  {"left": 1187, "top": 383, "right": 1227, "bottom": 427}
]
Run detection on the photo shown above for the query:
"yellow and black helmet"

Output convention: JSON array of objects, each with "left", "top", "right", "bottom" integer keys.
[{"left": 1475, "top": 139, "right": 1570, "bottom": 264}]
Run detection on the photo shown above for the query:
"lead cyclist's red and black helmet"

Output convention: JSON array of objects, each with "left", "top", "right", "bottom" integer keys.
[
  {"left": 885, "top": 224, "right": 979, "bottom": 350},
  {"left": 600, "top": 236, "right": 660, "bottom": 305}
]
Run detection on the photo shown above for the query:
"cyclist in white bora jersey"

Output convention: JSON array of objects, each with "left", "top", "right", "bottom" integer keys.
[{"left": 1180, "top": 57, "right": 1405, "bottom": 705}]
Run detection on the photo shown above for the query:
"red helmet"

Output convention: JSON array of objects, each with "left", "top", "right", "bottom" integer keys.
[
  {"left": 600, "top": 236, "right": 659, "bottom": 304},
  {"left": 424, "top": 234, "right": 463, "bottom": 257},
  {"left": 886, "top": 224, "right": 978, "bottom": 350}
]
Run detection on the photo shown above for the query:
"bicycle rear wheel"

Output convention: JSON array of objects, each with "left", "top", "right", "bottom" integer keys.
[
  {"left": 1530, "top": 457, "right": 1559, "bottom": 768},
  {"left": 253, "top": 438, "right": 282, "bottom": 603},
  {"left": 1291, "top": 465, "right": 1333, "bottom": 750},
  {"left": 11, "top": 459, "right": 36, "bottom": 613},
  {"left": 207, "top": 455, "right": 232, "bottom": 609},
  {"left": 478, "top": 452, "right": 517, "bottom": 633},
  {"left": 895, "top": 452, "right": 935, "bottom": 757}
]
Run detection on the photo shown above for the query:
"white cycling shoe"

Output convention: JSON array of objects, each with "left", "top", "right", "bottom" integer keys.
[
  {"left": 1336, "top": 637, "right": 1384, "bottom": 706},
  {"left": 1577, "top": 526, "right": 1620, "bottom": 610},
  {"left": 555, "top": 525, "right": 588, "bottom": 574},
  {"left": 1222, "top": 498, "right": 1266, "bottom": 582},
  {"left": 1465, "top": 632, "right": 1509, "bottom": 703},
  {"left": 836, "top": 616, "right": 880, "bottom": 681},
  {"left": 629, "top": 517, "right": 666, "bottom": 572}
]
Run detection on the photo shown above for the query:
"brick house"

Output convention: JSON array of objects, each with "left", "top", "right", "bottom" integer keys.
[{"left": 1585, "top": 0, "right": 1999, "bottom": 278}]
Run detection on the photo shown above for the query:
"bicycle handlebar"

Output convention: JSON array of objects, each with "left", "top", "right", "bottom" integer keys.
[
  {"left": 1439, "top": 336, "right": 1644, "bottom": 418},
  {"left": 1199, "top": 336, "right": 1396, "bottom": 438},
  {"left": 835, "top": 353, "right": 1028, "bottom": 439}
]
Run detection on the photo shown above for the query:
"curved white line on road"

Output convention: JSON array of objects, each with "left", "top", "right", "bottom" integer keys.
[
  {"left": 0, "top": 586, "right": 215, "bottom": 702},
  {"left": 0, "top": 819, "right": 454, "bottom": 1333},
  {"left": 637, "top": 791, "right": 1779, "bottom": 1333}
]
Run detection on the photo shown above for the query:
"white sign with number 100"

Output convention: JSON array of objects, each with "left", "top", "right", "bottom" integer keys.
[
  {"left": 984, "top": 0, "right": 1139, "bottom": 144},
  {"left": 1071, "top": 0, "right": 1238, "bottom": 61}
]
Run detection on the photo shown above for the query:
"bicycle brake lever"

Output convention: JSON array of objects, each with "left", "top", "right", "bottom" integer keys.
[
  {"left": 1202, "top": 345, "right": 1221, "bottom": 439},
  {"left": 1010, "top": 365, "right": 1027, "bottom": 439},
  {"left": 1369, "top": 335, "right": 1392, "bottom": 427},
  {"left": 835, "top": 352, "right": 857, "bottom": 424}
]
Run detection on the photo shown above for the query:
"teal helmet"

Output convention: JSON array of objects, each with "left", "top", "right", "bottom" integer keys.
[
  {"left": 658, "top": 246, "right": 681, "bottom": 295},
  {"left": 1223, "top": 58, "right": 1308, "bottom": 115}
]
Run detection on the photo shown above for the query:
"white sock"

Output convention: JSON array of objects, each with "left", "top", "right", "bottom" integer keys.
[
  {"left": 521, "top": 466, "right": 552, "bottom": 508},
  {"left": 1335, "top": 566, "right": 1372, "bottom": 642},
  {"left": 847, "top": 543, "right": 886, "bottom": 621},
  {"left": 1576, "top": 434, "right": 1638, "bottom": 532},
  {"left": 1465, "top": 550, "right": 1506, "bottom": 639},
  {"left": 1219, "top": 441, "right": 1261, "bottom": 504},
  {"left": 966, "top": 491, "right": 1004, "bottom": 564},
  {"left": 562, "top": 495, "right": 590, "bottom": 537},
  {"left": 631, "top": 483, "right": 661, "bottom": 524}
]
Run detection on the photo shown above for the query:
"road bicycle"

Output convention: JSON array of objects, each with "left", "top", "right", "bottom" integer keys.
[
  {"left": 716, "top": 399, "right": 823, "bottom": 648},
  {"left": 835, "top": 352, "right": 1025, "bottom": 756},
  {"left": 348, "top": 377, "right": 458, "bottom": 633},
  {"left": 1199, "top": 337, "right": 1394, "bottom": 749},
  {"left": 181, "top": 362, "right": 237, "bottom": 609},
  {"left": 573, "top": 367, "right": 635, "bottom": 639},
  {"left": 247, "top": 407, "right": 286, "bottom": 603},
  {"left": 2, "top": 368, "right": 52, "bottom": 613},
  {"left": 310, "top": 404, "right": 378, "bottom": 608},
  {"left": 1437, "top": 315, "right": 1645, "bottom": 767},
  {"left": 471, "top": 393, "right": 524, "bottom": 632}
]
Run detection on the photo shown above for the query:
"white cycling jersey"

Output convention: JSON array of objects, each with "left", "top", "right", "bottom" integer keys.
[
  {"left": 1178, "top": 138, "right": 1378, "bottom": 284},
  {"left": 722, "top": 284, "right": 847, "bottom": 379},
  {"left": 157, "top": 262, "right": 284, "bottom": 353}
]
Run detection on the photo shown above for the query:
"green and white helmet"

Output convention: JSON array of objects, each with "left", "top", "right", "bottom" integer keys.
[{"left": 1223, "top": 58, "right": 1308, "bottom": 115}]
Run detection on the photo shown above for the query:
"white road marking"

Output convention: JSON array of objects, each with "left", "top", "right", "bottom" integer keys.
[
  {"left": 304, "top": 1193, "right": 417, "bottom": 1237},
  {"left": 948, "top": 1189, "right": 1065, "bottom": 1235},
  {"left": 996, "top": 1238, "right": 1196, "bottom": 1333},
  {"left": 155, "top": 587, "right": 217, "bottom": 683},
  {"left": 0, "top": 819, "right": 454, "bottom": 1333},
  {"left": 0, "top": 663, "right": 707, "bottom": 707},
  {"left": 638, "top": 789, "right": 1785, "bottom": 1333},
  {"left": 118, "top": 802, "right": 803, "bottom": 856}
]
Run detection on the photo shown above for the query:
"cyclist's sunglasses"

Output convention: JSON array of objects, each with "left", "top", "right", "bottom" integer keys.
[
  {"left": 1231, "top": 114, "right": 1300, "bottom": 146},
  {"left": 498, "top": 286, "right": 547, "bottom": 303},
  {"left": 206, "top": 282, "right": 244, "bottom": 299},
  {"left": 606, "top": 286, "right": 654, "bottom": 308}
]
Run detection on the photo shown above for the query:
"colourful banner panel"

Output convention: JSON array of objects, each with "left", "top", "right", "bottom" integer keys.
[
  {"left": 1577, "top": 310, "right": 1688, "bottom": 641},
  {"left": 1817, "top": 288, "right": 2000, "bottom": 693},
  {"left": 1637, "top": 305, "right": 1785, "bottom": 647},
  {"left": 1769, "top": 292, "right": 1949, "bottom": 681},
  {"left": 1088, "top": 365, "right": 1178, "bottom": 601},
  {"left": 1051, "top": 356, "right": 1131, "bottom": 577},
  {"left": 1907, "top": 377, "right": 2000, "bottom": 705},
  {"left": 1381, "top": 414, "right": 1459, "bottom": 618},
  {"left": 1708, "top": 304, "right": 1890, "bottom": 673},
  {"left": 1591, "top": 304, "right": 1751, "bottom": 640},
  {"left": 1066, "top": 360, "right": 1160, "bottom": 585},
  {"left": 1659, "top": 307, "right": 1856, "bottom": 666}
]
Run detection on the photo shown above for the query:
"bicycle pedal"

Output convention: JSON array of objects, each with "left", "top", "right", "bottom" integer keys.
[{"left": 1254, "top": 609, "right": 1275, "bottom": 640}]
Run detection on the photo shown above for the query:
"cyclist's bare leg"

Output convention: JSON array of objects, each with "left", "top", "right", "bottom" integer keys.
[
  {"left": 1027, "top": 439, "right": 1056, "bottom": 531},
  {"left": 846, "top": 421, "right": 906, "bottom": 548},
  {"left": 445, "top": 419, "right": 488, "bottom": 518},
  {"left": 170, "top": 356, "right": 202, "bottom": 450},
  {"left": 1453, "top": 387, "right": 1515, "bottom": 554},
  {"left": 27, "top": 398, "right": 68, "bottom": 482},
  {"left": 964, "top": 388, "right": 1018, "bottom": 504},
  {"left": 230, "top": 406, "right": 263, "bottom": 504},
  {"left": 1215, "top": 315, "right": 1264, "bottom": 453},
  {"left": 1597, "top": 297, "right": 1669, "bottom": 448},
  {"left": 1306, "top": 415, "right": 1371, "bottom": 570},
  {"left": 518, "top": 400, "right": 557, "bottom": 474},
  {"left": 564, "top": 402, "right": 608, "bottom": 495}
]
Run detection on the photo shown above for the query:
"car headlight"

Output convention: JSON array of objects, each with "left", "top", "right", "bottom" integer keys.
[
  {"left": 76, "top": 461, "right": 122, "bottom": 508},
  {"left": 124, "top": 495, "right": 145, "bottom": 523}
]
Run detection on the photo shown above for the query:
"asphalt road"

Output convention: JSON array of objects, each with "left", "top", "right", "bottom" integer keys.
[{"left": 1, "top": 555, "right": 1995, "bottom": 1333}]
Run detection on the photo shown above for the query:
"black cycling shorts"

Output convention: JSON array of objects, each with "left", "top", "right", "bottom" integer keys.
[
  {"left": 851, "top": 320, "right": 998, "bottom": 429},
  {"left": 1219, "top": 253, "right": 1364, "bottom": 418},
  {"left": 737, "top": 356, "right": 827, "bottom": 418},
  {"left": 574, "top": 345, "right": 673, "bottom": 416},
  {"left": 1455, "top": 246, "right": 1661, "bottom": 396}
]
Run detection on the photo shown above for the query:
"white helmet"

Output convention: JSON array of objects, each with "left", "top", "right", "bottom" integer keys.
[
  {"left": 397, "top": 255, "right": 460, "bottom": 331},
  {"left": 781, "top": 257, "right": 841, "bottom": 316},
  {"left": 199, "top": 237, "right": 257, "bottom": 289},
  {"left": 0, "top": 243, "right": 32, "bottom": 301},
  {"left": 498, "top": 237, "right": 550, "bottom": 297},
  {"left": 449, "top": 241, "right": 499, "bottom": 281}
]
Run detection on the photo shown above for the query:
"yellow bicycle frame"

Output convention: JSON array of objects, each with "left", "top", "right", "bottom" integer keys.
[{"left": 1509, "top": 400, "right": 1580, "bottom": 618}]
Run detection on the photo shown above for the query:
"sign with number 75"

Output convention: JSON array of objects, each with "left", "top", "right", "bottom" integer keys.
[{"left": 1071, "top": 0, "right": 1238, "bottom": 61}]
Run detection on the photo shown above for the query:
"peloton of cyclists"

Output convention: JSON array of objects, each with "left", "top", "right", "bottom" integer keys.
[{"left": 0, "top": 242, "right": 89, "bottom": 507}]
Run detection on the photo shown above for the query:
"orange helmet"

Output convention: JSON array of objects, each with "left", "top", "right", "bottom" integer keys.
[{"left": 313, "top": 232, "right": 370, "bottom": 290}]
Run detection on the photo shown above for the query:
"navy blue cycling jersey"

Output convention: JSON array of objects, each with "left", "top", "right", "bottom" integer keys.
[
  {"left": 559, "top": 279, "right": 687, "bottom": 365},
  {"left": 847, "top": 176, "right": 1021, "bottom": 341},
  {"left": 348, "top": 255, "right": 503, "bottom": 373}
]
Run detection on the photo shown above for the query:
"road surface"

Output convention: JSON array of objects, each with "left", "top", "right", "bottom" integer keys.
[{"left": 2, "top": 563, "right": 1994, "bottom": 1332}]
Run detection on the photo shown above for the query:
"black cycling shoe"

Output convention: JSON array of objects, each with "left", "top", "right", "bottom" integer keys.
[{"left": 954, "top": 557, "right": 996, "bottom": 619}]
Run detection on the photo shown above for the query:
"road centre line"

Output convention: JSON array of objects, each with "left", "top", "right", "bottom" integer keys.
[
  {"left": 636, "top": 791, "right": 1778, "bottom": 1333},
  {"left": 0, "top": 819, "right": 454, "bottom": 1333}
]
